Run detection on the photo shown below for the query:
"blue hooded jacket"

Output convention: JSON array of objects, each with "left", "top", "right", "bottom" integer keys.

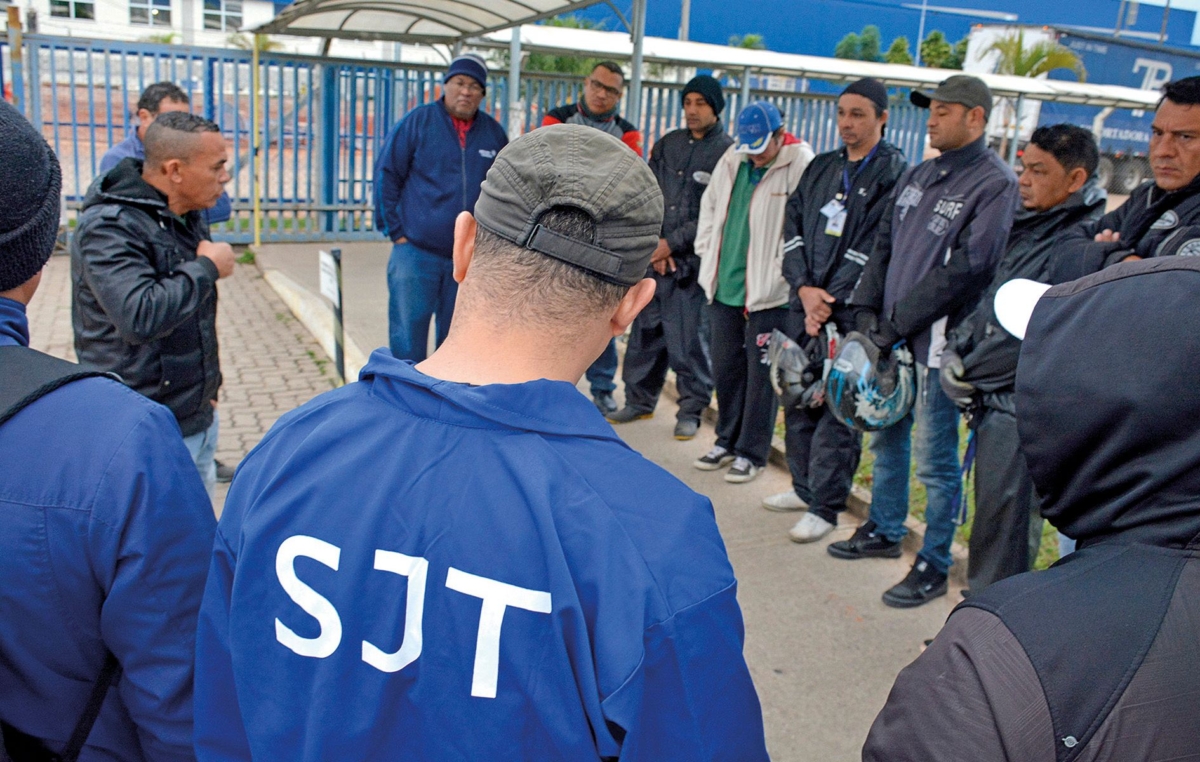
[
  {"left": 195, "top": 350, "right": 767, "bottom": 760},
  {"left": 0, "top": 297, "right": 215, "bottom": 761},
  {"left": 373, "top": 100, "right": 507, "bottom": 257}
]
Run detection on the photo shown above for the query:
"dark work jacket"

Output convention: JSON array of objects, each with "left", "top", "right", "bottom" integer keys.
[
  {"left": 782, "top": 140, "right": 906, "bottom": 333},
  {"left": 72, "top": 158, "right": 221, "bottom": 437},
  {"left": 849, "top": 136, "right": 1019, "bottom": 364},
  {"left": 946, "top": 181, "right": 1107, "bottom": 396},
  {"left": 1050, "top": 173, "right": 1200, "bottom": 283},
  {"left": 864, "top": 259, "right": 1200, "bottom": 762},
  {"left": 647, "top": 122, "right": 733, "bottom": 284}
]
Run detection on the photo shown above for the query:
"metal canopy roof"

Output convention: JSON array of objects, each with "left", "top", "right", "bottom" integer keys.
[
  {"left": 256, "top": 0, "right": 619, "bottom": 44},
  {"left": 481, "top": 25, "right": 1163, "bottom": 109}
]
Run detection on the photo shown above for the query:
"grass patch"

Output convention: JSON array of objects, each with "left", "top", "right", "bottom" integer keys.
[{"left": 236, "top": 247, "right": 257, "bottom": 265}]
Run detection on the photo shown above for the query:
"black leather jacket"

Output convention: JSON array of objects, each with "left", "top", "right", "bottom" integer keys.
[
  {"left": 648, "top": 121, "right": 733, "bottom": 284},
  {"left": 71, "top": 158, "right": 221, "bottom": 437}
]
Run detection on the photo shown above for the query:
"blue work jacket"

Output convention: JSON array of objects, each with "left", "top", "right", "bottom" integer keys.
[
  {"left": 99, "top": 131, "right": 233, "bottom": 224},
  {"left": 0, "top": 297, "right": 215, "bottom": 761},
  {"left": 372, "top": 100, "right": 508, "bottom": 256},
  {"left": 195, "top": 350, "right": 767, "bottom": 760}
]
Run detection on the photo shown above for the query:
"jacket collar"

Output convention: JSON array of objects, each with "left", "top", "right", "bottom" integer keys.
[
  {"left": 696, "top": 119, "right": 725, "bottom": 141},
  {"left": 1014, "top": 178, "right": 1107, "bottom": 225},
  {"left": 359, "top": 350, "right": 632, "bottom": 443},
  {"left": 81, "top": 158, "right": 169, "bottom": 214},
  {"left": 738, "top": 138, "right": 808, "bottom": 171},
  {"left": 932, "top": 134, "right": 989, "bottom": 171},
  {"left": 0, "top": 297, "right": 29, "bottom": 347},
  {"left": 577, "top": 100, "right": 619, "bottom": 123}
]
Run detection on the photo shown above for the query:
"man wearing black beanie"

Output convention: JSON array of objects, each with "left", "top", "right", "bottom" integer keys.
[
  {"left": 606, "top": 75, "right": 733, "bottom": 439},
  {"left": 0, "top": 99, "right": 215, "bottom": 761}
]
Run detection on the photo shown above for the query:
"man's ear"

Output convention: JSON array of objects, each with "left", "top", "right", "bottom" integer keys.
[
  {"left": 1067, "top": 167, "right": 1088, "bottom": 195},
  {"left": 610, "top": 278, "right": 656, "bottom": 337},
  {"left": 161, "top": 158, "right": 184, "bottom": 185},
  {"left": 452, "top": 211, "right": 477, "bottom": 284}
]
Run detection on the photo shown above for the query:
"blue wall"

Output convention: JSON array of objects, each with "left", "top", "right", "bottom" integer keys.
[{"left": 575, "top": 0, "right": 1200, "bottom": 61}]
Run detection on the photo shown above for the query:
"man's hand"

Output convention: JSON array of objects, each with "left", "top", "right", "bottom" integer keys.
[
  {"left": 394, "top": 237, "right": 408, "bottom": 245},
  {"left": 939, "top": 352, "right": 976, "bottom": 408},
  {"left": 1094, "top": 229, "right": 1121, "bottom": 243},
  {"left": 650, "top": 238, "right": 675, "bottom": 276},
  {"left": 804, "top": 314, "right": 823, "bottom": 337},
  {"left": 1120, "top": 254, "right": 1142, "bottom": 263},
  {"left": 198, "top": 241, "right": 236, "bottom": 279},
  {"left": 799, "top": 286, "right": 836, "bottom": 325}
]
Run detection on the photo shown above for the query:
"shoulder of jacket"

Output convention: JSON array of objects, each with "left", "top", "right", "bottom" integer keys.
[
  {"left": 615, "top": 116, "right": 639, "bottom": 134},
  {"left": 546, "top": 103, "right": 575, "bottom": 120}
]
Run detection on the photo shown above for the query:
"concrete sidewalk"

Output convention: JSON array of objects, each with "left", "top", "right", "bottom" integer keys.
[{"left": 255, "top": 241, "right": 962, "bottom": 760}]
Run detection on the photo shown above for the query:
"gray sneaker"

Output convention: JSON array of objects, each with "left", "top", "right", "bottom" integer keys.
[
  {"left": 673, "top": 418, "right": 700, "bottom": 440},
  {"left": 607, "top": 406, "right": 653, "bottom": 424}
]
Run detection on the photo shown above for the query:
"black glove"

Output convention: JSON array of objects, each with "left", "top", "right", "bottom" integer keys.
[
  {"left": 868, "top": 317, "right": 902, "bottom": 353},
  {"left": 854, "top": 310, "right": 878, "bottom": 336},
  {"left": 938, "top": 351, "right": 976, "bottom": 409}
]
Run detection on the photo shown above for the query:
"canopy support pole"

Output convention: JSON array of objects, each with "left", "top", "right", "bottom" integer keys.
[
  {"left": 508, "top": 28, "right": 523, "bottom": 140},
  {"left": 628, "top": 0, "right": 647, "bottom": 130}
]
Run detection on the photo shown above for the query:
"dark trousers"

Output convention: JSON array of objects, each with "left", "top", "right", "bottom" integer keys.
[
  {"left": 621, "top": 276, "right": 713, "bottom": 421},
  {"left": 707, "top": 301, "right": 787, "bottom": 467},
  {"left": 969, "top": 396, "right": 1042, "bottom": 592},
  {"left": 586, "top": 339, "right": 618, "bottom": 395}
]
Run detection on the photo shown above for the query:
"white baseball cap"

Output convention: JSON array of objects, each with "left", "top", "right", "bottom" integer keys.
[{"left": 993, "top": 279, "right": 1053, "bottom": 340}]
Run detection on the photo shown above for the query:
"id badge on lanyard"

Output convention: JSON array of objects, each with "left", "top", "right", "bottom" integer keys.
[{"left": 821, "top": 198, "right": 847, "bottom": 237}]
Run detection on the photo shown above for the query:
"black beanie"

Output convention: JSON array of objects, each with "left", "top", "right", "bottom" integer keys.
[
  {"left": 841, "top": 77, "right": 889, "bottom": 114},
  {"left": 0, "top": 100, "right": 61, "bottom": 293},
  {"left": 682, "top": 75, "right": 725, "bottom": 116}
]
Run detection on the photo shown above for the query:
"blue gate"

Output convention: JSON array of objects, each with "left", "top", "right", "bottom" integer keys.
[{"left": 2, "top": 33, "right": 928, "bottom": 244}]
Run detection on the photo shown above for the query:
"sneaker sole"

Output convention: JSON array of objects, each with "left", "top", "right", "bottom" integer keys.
[
  {"left": 882, "top": 583, "right": 948, "bottom": 609},
  {"left": 789, "top": 528, "right": 833, "bottom": 544},
  {"left": 606, "top": 413, "right": 653, "bottom": 424},
  {"left": 826, "top": 543, "right": 904, "bottom": 561},
  {"left": 724, "top": 470, "right": 760, "bottom": 484},
  {"left": 673, "top": 429, "right": 698, "bottom": 441},
  {"left": 762, "top": 501, "right": 808, "bottom": 513},
  {"left": 693, "top": 456, "right": 735, "bottom": 471}
]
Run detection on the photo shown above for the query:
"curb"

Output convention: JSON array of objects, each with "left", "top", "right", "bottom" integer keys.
[
  {"left": 259, "top": 267, "right": 371, "bottom": 384},
  {"left": 651, "top": 350, "right": 970, "bottom": 585}
]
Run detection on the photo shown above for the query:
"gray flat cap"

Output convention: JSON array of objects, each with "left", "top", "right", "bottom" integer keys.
[
  {"left": 473, "top": 124, "right": 664, "bottom": 287},
  {"left": 910, "top": 74, "right": 993, "bottom": 120}
]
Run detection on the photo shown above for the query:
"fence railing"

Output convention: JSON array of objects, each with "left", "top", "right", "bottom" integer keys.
[{"left": 2, "top": 33, "right": 929, "bottom": 244}]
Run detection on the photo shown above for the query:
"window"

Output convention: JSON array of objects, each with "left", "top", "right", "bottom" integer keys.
[
  {"left": 204, "top": 0, "right": 242, "bottom": 31},
  {"left": 130, "top": 0, "right": 172, "bottom": 27},
  {"left": 49, "top": 0, "right": 95, "bottom": 20}
]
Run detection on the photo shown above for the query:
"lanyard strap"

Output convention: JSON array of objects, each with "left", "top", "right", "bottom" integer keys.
[{"left": 840, "top": 142, "right": 881, "bottom": 200}]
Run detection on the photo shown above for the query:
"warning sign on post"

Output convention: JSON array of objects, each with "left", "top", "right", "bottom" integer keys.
[{"left": 318, "top": 250, "right": 340, "bottom": 307}]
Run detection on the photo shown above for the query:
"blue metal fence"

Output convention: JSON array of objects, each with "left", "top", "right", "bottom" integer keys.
[{"left": 2, "top": 33, "right": 928, "bottom": 244}]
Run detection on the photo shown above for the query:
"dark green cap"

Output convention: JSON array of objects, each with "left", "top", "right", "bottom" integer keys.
[
  {"left": 473, "top": 124, "right": 663, "bottom": 287},
  {"left": 910, "top": 74, "right": 993, "bottom": 120}
]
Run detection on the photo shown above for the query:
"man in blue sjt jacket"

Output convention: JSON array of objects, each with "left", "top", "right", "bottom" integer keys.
[
  {"left": 100, "top": 82, "right": 233, "bottom": 226},
  {"left": 0, "top": 100, "right": 215, "bottom": 761},
  {"left": 195, "top": 124, "right": 768, "bottom": 760},
  {"left": 373, "top": 53, "right": 508, "bottom": 361}
]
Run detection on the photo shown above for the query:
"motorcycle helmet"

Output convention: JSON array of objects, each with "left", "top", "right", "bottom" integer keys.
[
  {"left": 768, "top": 329, "right": 829, "bottom": 410},
  {"left": 825, "top": 331, "right": 915, "bottom": 431}
]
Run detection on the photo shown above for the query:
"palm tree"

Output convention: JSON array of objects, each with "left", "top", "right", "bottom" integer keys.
[
  {"left": 985, "top": 30, "right": 1086, "bottom": 80},
  {"left": 984, "top": 31, "right": 1086, "bottom": 159}
]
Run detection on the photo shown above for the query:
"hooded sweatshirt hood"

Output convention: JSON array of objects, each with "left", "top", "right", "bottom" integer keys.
[
  {"left": 81, "top": 157, "right": 170, "bottom": 215},
  {"left": 1016, "top": 257, "right": 1200, "bottom": 548}
]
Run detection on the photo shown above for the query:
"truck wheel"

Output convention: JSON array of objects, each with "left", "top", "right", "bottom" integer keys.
[
  {"left": 1113, "top": 158, "right": 1148, "bottom": 194},
  {"left": 1096, "top": 157, "right": 1114, "bottom": 191}
]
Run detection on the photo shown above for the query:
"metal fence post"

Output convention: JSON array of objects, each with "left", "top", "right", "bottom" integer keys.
[
  {"left": 321, "top": 63, "right": 338, "bottom": 234},
  {"left": 252, "top": 42, "right": 262, "bottom": 247},
  {"left": 7, "top": 7, "right": 24, "bottom": 117},
  {"left": 628, "top": 0, "right": 647, "bottom": 129}
]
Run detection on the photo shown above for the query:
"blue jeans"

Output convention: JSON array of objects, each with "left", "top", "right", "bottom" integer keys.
[
  {"left": 387, "top": 242, "right": 457, "bottom": 361},
  {"left": 585, "top": 338, "right": 618, "bottom": 395},
  {"left": 182, "top": 409, "right": 219, "bottom": 499},
  {"left": 867, "top": 365, "right": 961, "bottom": 575}
]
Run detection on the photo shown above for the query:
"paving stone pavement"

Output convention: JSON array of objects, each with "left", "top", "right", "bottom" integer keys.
[{"left": 28, "top": 254, "right": 336, "bottom": 512}]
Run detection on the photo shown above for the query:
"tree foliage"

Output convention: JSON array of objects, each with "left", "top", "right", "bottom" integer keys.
[
  {"left": 985, "top": 30, "right": 1086, "bottom": 81},
  {"left": 834, "top": 25, "right": 883, "bottom": 62},
  {"left": 920, "top": 30, "right": 954, "bottom": 68},
  {"left": 729, "top": 33, "right": 767, "bottom": 50},
  {"left": 884, "top": 36, "right": 914, "bottom": 65}
]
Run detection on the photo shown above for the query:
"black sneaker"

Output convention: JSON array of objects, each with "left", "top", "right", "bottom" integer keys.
[
  {"left": 592, "top": 391, "right": 617, "bottom": 414},
  {"left": 882, "top": 559, "right": 949, "bottom": 609},
  {"left": 827, "top": 520, "right": 903, "bottom": 560},
  {"left": 607, "top": 406, "right": 653, "bottom": 424},
  {"left": 215, "top": 459, "right": 236, "bottom": 483}
]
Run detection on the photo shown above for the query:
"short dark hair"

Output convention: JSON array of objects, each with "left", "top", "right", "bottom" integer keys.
[
  {"left": 1161, "top": 76, "right": 1200, "bottom": 108},
  {"left": 137, "top": 82, "right": 189, "bottom": 115},
  {"left": 467, "top": 206, "right": 628, "bottom": 328},
  {"left": 143, "top": 112, "right": 221, "bottom": 167},
  {"left": 592, "top": 61, "right": 626, "bottom": 84},
  {"left": 1028, "top": 123, "right": 1099, "bottom": 177}
]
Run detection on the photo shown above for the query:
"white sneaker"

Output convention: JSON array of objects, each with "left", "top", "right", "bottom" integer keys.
[
  {"left": 762, "top": 491, "right": 810, "bottom": 512},
  {"left": 724, "top": 457, "right": 761, "bottom": 483},
  {"left": 789, "top": 512, "right": 835, "bottom": 543},
  {"left": 694, "top": 445, "right": 735, "bottom": 471}
]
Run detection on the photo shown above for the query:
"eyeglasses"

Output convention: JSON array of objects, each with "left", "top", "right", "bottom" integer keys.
[
  {"left": 586, "top": 78, "right": 622, "bottom": 99},
  {"left": 446, "top": 78, "right": 484, "bottom": 95}
]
